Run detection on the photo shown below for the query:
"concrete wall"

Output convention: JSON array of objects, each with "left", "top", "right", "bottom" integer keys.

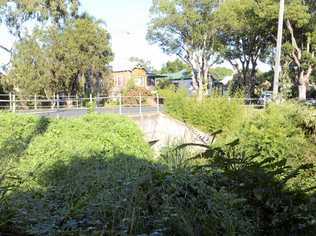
[{"left": 129, "top": 113, "right": 211, "bottom": 152}]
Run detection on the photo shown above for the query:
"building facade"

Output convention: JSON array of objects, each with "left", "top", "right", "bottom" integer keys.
[{"left": 111, "top": 65, "right": 148, "bottom": 95}]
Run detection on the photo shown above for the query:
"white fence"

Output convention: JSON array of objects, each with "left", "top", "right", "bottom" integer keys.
[
  {"left": 0, "top": 93, "right": 266, "bottom": 115},
  {"left": 0, "top": 93, "right": 162, "bottom": 115}
]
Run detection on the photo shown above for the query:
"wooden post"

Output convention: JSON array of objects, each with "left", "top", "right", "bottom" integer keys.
[
  {"left": 12, "top": 94, "right": 16, "bottom": 113},
  {"left": 96, "top": 93, "right": 100, "bottom": 108},
  {"left": 9, "top": 92, "right": 12, "bottom": 111},
  {"left": 76, "top": 94, "right": 79, "bottom": 109},
  {"left": 34, "top": 94, "right": 37, "bottom": 110},
  {"left": 273, "top": 0, "right": 285, "bottom": 100},
  {"left": 89, "top": 94, "right": 93, "bottom": 103},
  {"left": 68, "top": 93, "right": 71, "bottom": 108},
  {"left": 57, "top": 94, "right": 60, "bottom": 110},
  {"left": 52, "top": 93, "right": 55, "bottom": 110},
  {"left": 139, "top": 95, "right": 142, "bottom": 115},
  {"left": 119, "top": 94, "right": 122, "bottom": 115},
  {"left": 156, "top": 94, "right": 160, "bottom": 113}
]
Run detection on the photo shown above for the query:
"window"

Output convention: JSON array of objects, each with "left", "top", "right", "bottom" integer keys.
[
  {"left": 115, "top": 77, "right": 124, "bottom": 87},
  {"left": 135, "top": 77, "right": 145, "bottom": 87}
]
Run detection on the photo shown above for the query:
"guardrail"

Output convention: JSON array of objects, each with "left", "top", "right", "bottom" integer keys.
[
  {"left": 0, "top": 93, "right": 162, "bottom": 115},
  {"left": 0, "top": 93, "right": 267, "bottom": 115}
]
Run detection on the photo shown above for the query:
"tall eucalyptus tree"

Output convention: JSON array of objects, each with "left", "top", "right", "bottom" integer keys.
[{"left": 147, "top": 0, "right": 221, "bottom": 100}]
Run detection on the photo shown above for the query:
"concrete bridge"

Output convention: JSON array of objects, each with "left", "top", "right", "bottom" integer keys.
[
  {"left": 129, "top": 113, "right": 211, "bottom": 151},
  {"left": 17, "top": 108, "right": 211, "bottom": 151}
]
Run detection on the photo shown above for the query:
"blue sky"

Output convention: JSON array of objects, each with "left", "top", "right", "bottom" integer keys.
[{"left": 0, "top": 0, "right": 270, "bottom": 72}]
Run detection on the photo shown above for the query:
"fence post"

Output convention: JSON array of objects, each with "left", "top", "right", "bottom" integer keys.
[
  {"left": 76, "top": 94, "right": 79, "bottom": 109},
  {"left": 9, "top": 92, "right": 12, "bottom": 111},
  {"left": 263, "top": 96, "right": 267, "bottom": 109},
  {"left": 12, "top": 94, "right": 16, "bottom": 113},
  {"left": 52, "top": 93, "right": 55, "bottom": 110},
  {"left": 156, "top": 94, "right": 160, "bottom": 113},
  {"left": 119, "top": 94, "right": 122, "bottom": 115},
  {"left": 34, "top": 94, "right": 37, "bottom": 110},
  {"left": 57, "top": 94, "right": 60, "bottom": 110},
  {"left": 68, "top": 93, "right": 70, "bottom": 108},
  {"left": 96, "top": 93, "right": 100, "bottom": 108},
  {"left": 89, "top": 93, "right": 93, "bottom": 103},
  {"left": 139, "top": 95, "right": 142, "bottom": 115}
]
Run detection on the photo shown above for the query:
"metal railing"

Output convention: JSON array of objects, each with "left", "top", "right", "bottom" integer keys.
[
  {"left": 0, "top": 93, "right": 162, "bottom": 115},
  {"left": 0, "top": 93, "right": 267, "bottom": 116}
]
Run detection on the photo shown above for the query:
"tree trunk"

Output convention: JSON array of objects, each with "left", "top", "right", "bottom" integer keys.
[
  {"left": 249, "top": 66, "right": 257, "bottom": 98},
  {"left": 203, "top": 67, "right": 209, "bottom": 96},
  {"left": 298, "top": 72, "right": 308, "bottom": 101},
  {"left": 197, "top": 73, "right": 204, "bottom": 102},
  {"left": 298, "top": 85, "right": 307, "bottom": 101}
]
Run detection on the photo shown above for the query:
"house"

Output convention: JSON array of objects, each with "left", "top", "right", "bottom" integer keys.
[
  {"left": 154, "top": 69, "right": 229, "bottom": 95},
  {"left": 155, "top": 70, "right": 193, "bottom": 94},
  {"left": 111, "top": 65, "right": 148, "bottom": 95}
]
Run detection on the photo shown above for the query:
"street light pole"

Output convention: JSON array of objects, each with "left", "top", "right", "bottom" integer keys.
[{"left": 273, "top": 0, "right": 285, "bottom": 100}]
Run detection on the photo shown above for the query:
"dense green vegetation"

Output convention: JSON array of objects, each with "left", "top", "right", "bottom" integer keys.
[
  {"left": 162, "top": 91, "right": 316, "bottom": 165},
  {"left": 1, "top": 0, "right": 316, "bottom": 235},
  {"left": 161, "top": 91, "right": 316, "bottom": 234},
  {"left": 0, "top": 113, "right": 153, "bottom": 234},
  {"left": 160, "top": 89, "right": 247, "bottom": 136},
  {"left": 147, "top": 0, "right": 316, "bottom": 99},
  {"left": 0, "top": 113, "right": 254, "bottom": 235},
  {"left": 1, "top": 97, "right": 316, "bottom": 235}
]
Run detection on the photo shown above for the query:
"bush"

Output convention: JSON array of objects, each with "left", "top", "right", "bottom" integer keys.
[
  {"left": 0, "top": 113, "right": 255, "bottom": 235},
  {"left": 162, "top": 90, "right": 247, "bottom": 136},
  {"left": 0, "top": 113, "right": 152, "bottom": 234},
  {"left": 123, "top": 87, "right": 152, "bottom": 105},
  {"left": 0, "top": 113, "right": 49, "bottom": 165},
  {"left": 235, "top": 103, "right": 308, "bottom": 163},
  {"left": 179, "top": 139, "right": 316, "bottom": 235}
]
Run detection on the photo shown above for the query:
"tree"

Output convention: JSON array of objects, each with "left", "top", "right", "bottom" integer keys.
[
  {"left": 147, "top": 0, "right": 221, "bottom": 100},
  {"left": 6, "top": 17, "right": 113, "bottom": 97},
  {"left": 160, "top": 59, "right": 191, "bottom": 74},
  {"left": 216, "top": 0, "right": 276, "bottom": 97},
  {"left": 129, "top": 57, "right": 155, "bottom": 72},
  {"left": 209, "top": 67, "right": 233, "bottom": 81},
  {"left": 282, "top": 0, "right": 316, "bottom": 100},
  {"left": 0, "top": 0, "right": 80, "bottom": 69}
]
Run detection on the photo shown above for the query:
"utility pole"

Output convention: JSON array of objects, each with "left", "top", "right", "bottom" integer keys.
[{"left": 273, "top": 0, "right": 285, "bottom": 100}]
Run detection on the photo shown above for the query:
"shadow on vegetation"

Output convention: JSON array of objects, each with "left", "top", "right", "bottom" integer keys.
[
  {"left": 1, "top": 144, "right": 316, "bottom": 235},
  {"left": 0, "top": 116, "right": 50, "bottom": 160},
  {"left": 2, "top": 152, "right": 255, "bottom": 236},
  {"left": 181, "top": 141, "right": 316, "bottom": 236}
]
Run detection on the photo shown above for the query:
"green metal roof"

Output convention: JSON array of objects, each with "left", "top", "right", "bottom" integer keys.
[{"left": 160, "top": 70, "right": 192, "bottom": 81}]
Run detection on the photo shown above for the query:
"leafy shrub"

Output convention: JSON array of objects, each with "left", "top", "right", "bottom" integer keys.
[
  {"left": 0, "top": 112, "right": 49, "bottom": 165},
  {"left": 87, "top": 100, "right": 96, "bottom": 113},
  {"left": 123, "top": 87, "right": 152, "bottom": 105},
  {"left": 235, "top": 103, "right": 308, "bottom": 164},
  {"left": 0, "top": 113, "right": 151, "bottom": 233},
  {"left": 162, "top": 90, "right": 247, "bottom": 136},
  {"left": 0, "top": 113, "right": 255, "bottom": 235},
  {"left": 179, "top": 138, "right": 316, "bottom": 235}
]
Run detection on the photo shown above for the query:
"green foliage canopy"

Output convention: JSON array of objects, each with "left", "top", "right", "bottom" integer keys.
[
  {"left": 216, "top": 0, "right": 276, "bottom": 97},
  {"left": 209, "top": 67, "right": 233, "bottom": 81},
  {"left": 0, "top": 0, "right": 80, "bottom": 37},
  {"left": 147, "top": 0, "right": 222, "bottom": 99},
  {"left": 6, "top": 17, "right": 113, "bottom": 97},
  {"left": 160, "top": 59, "right": 191, "bottom": 74}
]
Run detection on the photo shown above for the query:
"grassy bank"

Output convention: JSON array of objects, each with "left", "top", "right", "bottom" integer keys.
[
  {"left": 0, "top": 113, "right": 252, "bottom": 235},
  {"left": 1, "top": 104, "right": 316, "bottom": 235}
]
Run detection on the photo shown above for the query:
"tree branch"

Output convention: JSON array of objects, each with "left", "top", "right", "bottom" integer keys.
[
  {"left": 286, "top": 19, "right": 301, "bottom": 67},
  {"left": 0, "top": 45, "right": 12, "bottom": 53}
]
